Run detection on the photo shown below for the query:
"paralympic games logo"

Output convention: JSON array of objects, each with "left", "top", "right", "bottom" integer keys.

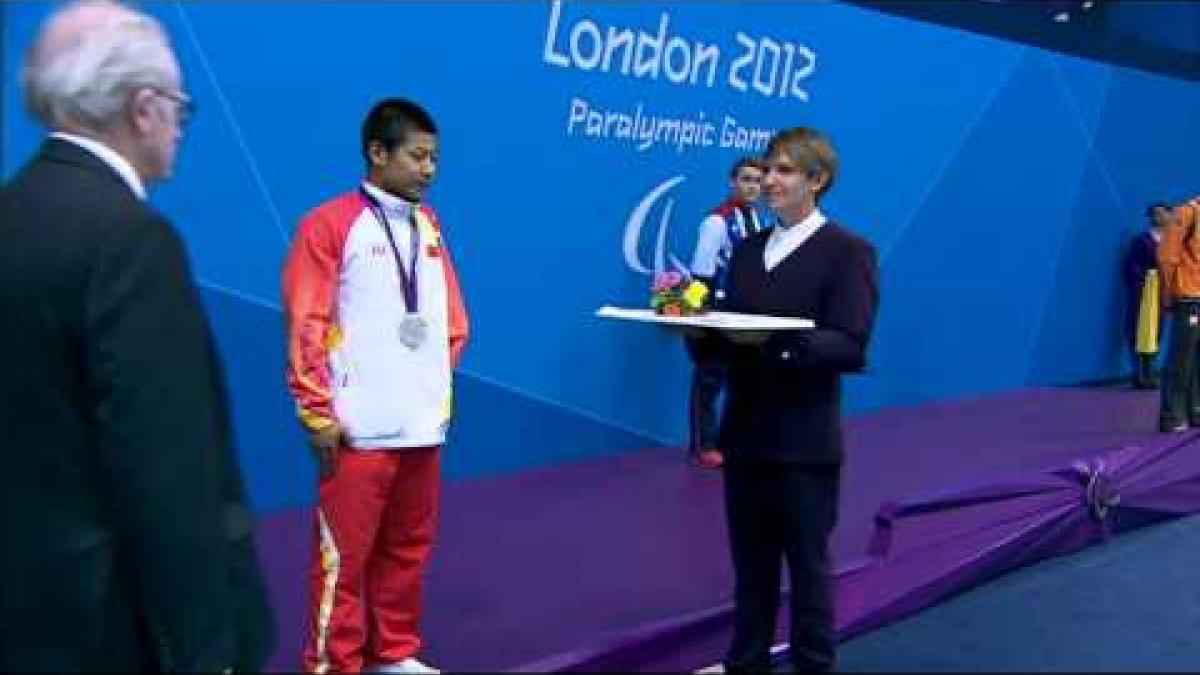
[{"left": 622, "top": 175, "right": 690, "bottom": 277}]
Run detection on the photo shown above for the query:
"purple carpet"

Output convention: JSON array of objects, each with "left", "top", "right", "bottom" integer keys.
[{"left": 256, "top": 386, "right": 1189, "bottom": 672}]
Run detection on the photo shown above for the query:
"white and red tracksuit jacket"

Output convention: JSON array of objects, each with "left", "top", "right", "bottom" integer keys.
[{"left": 282, "top": 183, "right": 469, "bottom": 448}]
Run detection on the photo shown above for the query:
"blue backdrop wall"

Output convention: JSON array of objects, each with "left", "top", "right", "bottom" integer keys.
[{"left": 4, "top": 2, "right": 1199, "bottom": 513}]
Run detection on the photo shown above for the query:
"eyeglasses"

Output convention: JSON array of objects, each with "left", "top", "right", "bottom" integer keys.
[{"left": 149, "top": 88, "right": 195, "bottom": 126}]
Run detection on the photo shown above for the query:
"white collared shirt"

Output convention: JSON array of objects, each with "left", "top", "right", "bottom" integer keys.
[
  {"left": 361, "top": 182, "right": 416, "bottom": 220},
  {"left": 49, "top": 131, "right": 146, "bottom": 200},
  {"left": 764, "top": 208, "right": 827, "bottom": 271}
]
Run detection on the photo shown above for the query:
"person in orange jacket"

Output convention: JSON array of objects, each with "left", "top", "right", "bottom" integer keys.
[{"left": 1156, "top": 196, "right": 1200, "bottom": 432}]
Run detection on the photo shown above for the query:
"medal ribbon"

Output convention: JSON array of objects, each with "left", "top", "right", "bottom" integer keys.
[{"left": 360, "top": 187, "right": 420, "bottom": 313}]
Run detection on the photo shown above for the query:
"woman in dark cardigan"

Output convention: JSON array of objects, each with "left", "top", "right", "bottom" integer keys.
[{"left": 697, "top": 127, "right": 880, "bottom": 673}]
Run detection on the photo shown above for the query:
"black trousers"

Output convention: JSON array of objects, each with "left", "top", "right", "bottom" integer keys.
[
  {"left": 688, "top": 361, "right": 726, "bottom": 452},
  {"left": 1160, "top": 300, "right": 1200, "bottom": 428},
  {"left": 723, "top": 460, "right": 840, "bottom": 672},
  {"left": 684, "top": 334, "right": 727, "bottom": 453}
]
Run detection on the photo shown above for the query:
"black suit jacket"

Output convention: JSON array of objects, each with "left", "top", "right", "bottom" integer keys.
[
  {"left": 0, "top": 139, "right": 272, "bottom": 672},
  {"left": 702, "top": 221, "right": 879, "bottom": 465}
]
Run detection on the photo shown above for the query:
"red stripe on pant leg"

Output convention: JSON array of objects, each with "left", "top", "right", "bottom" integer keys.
[
  {"left": 365, "top": 446, "right": 441, "bottom": 665},
  {"left": 302, "top": 449, "right": 399, "bottom": 673}
]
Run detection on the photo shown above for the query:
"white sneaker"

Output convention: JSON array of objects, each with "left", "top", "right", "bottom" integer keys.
[{"left": 369, "top": 658, "right": 440, "bottom": 674}]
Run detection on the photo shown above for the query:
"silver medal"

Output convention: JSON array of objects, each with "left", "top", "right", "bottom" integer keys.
[{"left": 398, "top": 314, "right": 427, "bottom": 350}]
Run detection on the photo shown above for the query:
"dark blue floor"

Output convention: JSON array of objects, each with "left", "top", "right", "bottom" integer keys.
[{"left": 839, "top": 514, "right": 1200, "bottom": 672}]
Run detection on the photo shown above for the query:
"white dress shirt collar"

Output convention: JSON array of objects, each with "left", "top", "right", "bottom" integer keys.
[
  {"left": 49, "top": 131, "right": 146, "bottom": 201},
  {"left": 361, "top": 181, "right": 418, "bottom": 220},
  {"left": 764, "top": 207, "right": 827, "bottom": 271}
]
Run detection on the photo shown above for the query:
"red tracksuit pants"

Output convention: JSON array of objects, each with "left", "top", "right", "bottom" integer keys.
[{"left": 302, "top": 446, "right": 440, "bottom": 673}]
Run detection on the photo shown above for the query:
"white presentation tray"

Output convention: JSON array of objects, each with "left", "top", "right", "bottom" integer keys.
[{"left": 595, "top": 305, "right": 814, "bottom": 331}]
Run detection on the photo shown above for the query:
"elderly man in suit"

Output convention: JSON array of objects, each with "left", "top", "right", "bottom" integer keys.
[{"left": 0, "top": 1, "right": 271, "bottom": 671}]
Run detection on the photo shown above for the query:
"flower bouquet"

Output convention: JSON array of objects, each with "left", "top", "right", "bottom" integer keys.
[{"left": 650, "top": 269, "right": 710, "bottom": 316}]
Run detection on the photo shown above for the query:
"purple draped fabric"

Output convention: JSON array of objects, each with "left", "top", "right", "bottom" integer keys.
[
  {"left": 835, "top": 432, "right": 1200, "bottom": 640},
  {"left": 534, "top": 432, "right": 1200, "bottom": 672}
]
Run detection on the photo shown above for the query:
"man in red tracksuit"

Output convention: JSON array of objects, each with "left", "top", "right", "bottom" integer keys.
[{"left": 283, "top": 98, "right": 469, "bottom": 674}]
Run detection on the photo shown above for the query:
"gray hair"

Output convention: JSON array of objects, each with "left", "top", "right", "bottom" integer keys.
[{"left": 21, "top": 1, "right": 177, "bottom": 131}]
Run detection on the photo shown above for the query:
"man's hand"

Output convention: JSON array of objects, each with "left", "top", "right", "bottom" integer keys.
[{"left": 309, "top": 423, "right": 343, "bottom": 479}]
